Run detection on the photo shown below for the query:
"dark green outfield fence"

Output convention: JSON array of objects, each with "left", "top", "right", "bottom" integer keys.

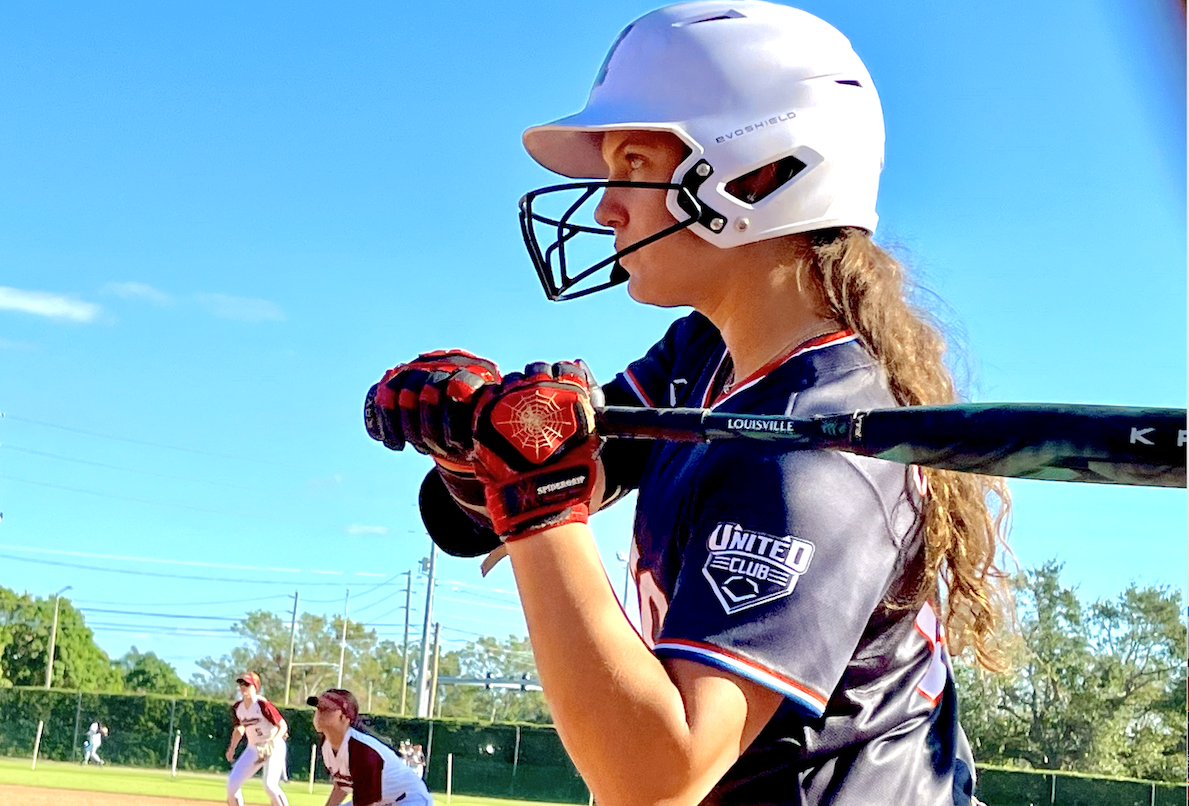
[
  {"left": 0, "top": 687, "right": 1183, "bottom": 805},
  {"left": 0, "top": 687, "right": 590, "bottom": 802}
]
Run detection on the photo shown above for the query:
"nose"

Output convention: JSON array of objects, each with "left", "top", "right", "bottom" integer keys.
[{"left": 594, "top": 185, "right": 625, "bottom": 230}]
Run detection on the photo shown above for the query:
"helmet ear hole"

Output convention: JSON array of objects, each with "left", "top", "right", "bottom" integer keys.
[{"left": 723, "top": 154, "right": 807, "bottom": 205}]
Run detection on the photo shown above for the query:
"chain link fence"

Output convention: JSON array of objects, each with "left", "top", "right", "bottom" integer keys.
[{"left": 0, "top": 687, "right": 1183, "bottom": 805}]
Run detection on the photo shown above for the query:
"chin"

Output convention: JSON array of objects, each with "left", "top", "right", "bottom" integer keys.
[{"left": 626, "top": 273, "right": 685, "bottom": 309}]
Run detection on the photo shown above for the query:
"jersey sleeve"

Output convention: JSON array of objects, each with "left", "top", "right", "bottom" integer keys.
[
  {"left": 653, "top": 442, "right": 916, "bottom": 718},
  {"left": 602, "top": 311, "right": 718, "bottom": 408},
  {"left": 348, "top": 737, "right": 385, "bottom": 806},
  {"left": 600, "top": 313, "right": 723, "bottom": 501},
  {"left": 258, "top": 698, "right": 283, "bottom": 727},
  {"left": 230, "top": 704, "right": 242, "bottom": 726}
]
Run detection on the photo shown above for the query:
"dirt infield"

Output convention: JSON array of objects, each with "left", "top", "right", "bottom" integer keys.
[{"left": 0, "top": 783, "right": 217, "bottom": 805}]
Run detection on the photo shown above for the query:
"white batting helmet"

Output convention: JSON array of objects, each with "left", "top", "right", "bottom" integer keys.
[{"left": 519, "top": 0, "right": 884, "bottom": 300}]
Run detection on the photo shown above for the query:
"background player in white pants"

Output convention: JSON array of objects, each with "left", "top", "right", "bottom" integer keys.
[
  {"left": 82, "top": 721, "right": 107, "bottom": 765},
  {"left": 308, "top": 688, "right": 432, "bottom": 806},
  {"left": 225, "top": 671, "right": 291, "bottom": 806}
]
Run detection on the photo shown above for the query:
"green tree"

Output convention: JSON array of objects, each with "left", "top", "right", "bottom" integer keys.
[
  {"left": 190, "top": 604, "right": 551, "bottom": 722},
  {"left": 191, "top": 610, "right": 380, "bottom": 705},
  {"left": 436, "top": 635, "right": 550, "bottom": 723},
  {"left": 0, "top": 587, "right": 42, "bottom": 686},
  {"left": 956, "top": 561, "right": 1187, "bottom": 781},
  {"left": 119, "top": 647, "right": 188, "bottom": 694},
  {"left": 355, "top": 637, "right": 418, "bottom": 716},
  {"left": 0, "top": 589, "right": 121, "bottom": 690},
  {"left": 1084, "top": 583, "right": 1187, "bottom": 780}
]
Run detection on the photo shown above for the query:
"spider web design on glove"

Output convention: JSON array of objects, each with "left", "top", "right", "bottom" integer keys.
[{"left": 491, "top": 387, "right": 580, "bottom": 464}]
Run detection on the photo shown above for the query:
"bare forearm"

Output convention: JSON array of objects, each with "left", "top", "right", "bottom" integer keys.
[
  {"left": 227, "top": 727, "right": 245, "bottom": 752},
  {"left": 324, "top": 784, "right": 349, "bottom": 806},
  {"left": 507, "top": 524, "right": 726, "bottom": 805}
]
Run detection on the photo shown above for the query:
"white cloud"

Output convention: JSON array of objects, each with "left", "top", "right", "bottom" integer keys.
[
  {"left": 307, "top": 474, "right": 343, "bottom": 490},
  {"left": 0, "top": 338, "right": 37, "bottom": 350},
  {"left": 0, "top": 286, "right": 100, "bottom": 322},
  {"left": 196, "top": 293, "right": 285, "bottom": 323},
  {"left": 104, "top": 281, "right": 173, "bottom": 306},
  {"left": 345, "top": 524, "right": 390, "bottom": 536}
]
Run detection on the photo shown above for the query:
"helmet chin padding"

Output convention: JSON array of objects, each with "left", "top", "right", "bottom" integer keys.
[{"left": 520, "top": 1, "right": 885, "bottom": 298}]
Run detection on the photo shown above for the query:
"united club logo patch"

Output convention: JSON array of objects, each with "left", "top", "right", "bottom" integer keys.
[{"left": 702, "top": 522, "right": 815, "bottom": 615}]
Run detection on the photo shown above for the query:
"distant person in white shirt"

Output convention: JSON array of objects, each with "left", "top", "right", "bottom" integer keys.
[
  {"left": 225, "top": 671, "right": 290, "bottom": 806},
  {"left": 308, "top": 688, "right": 433, "bottom": 806},
  {"left": 82, "top": 721, "right": 108, "bottom": 765}
]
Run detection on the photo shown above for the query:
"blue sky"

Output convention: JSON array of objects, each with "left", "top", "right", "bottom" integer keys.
[{"left": 0, "top": 0, "right": 1184, "bottom": 682}]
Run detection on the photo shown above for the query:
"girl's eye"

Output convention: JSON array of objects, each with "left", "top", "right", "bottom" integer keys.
[{"left": 625, "top": 154, "right": 645, "bottom": 171}]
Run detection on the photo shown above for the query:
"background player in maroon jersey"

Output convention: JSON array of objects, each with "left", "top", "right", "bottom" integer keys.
[
  {"left": 225, "top": 671, "right": 291, "bottom": 806},
  {"left": 366, "top": 2, "right": 1011, "bottom": 804},
  {"left": 308, "top": 688, "right": 433, "bottom": 806}
]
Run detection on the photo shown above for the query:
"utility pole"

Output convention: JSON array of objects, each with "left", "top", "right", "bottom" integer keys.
[
  {"left": 284, "top": 590, "right": 299, "bottom": 705},
  {"left": 400, "top": 570, "right": 412, "bottom": 715},
  {"left": 44, "top": 586, "right": 72, "bottom": 689},
  {"left": 429, "top": 622, "right": 443, "bottom": 718},
  {"left": 415, "top": 545, "right": 437, "bottom": 717},
  {"left": 337, "top": 588, "right": 350, "bottom": 689}
]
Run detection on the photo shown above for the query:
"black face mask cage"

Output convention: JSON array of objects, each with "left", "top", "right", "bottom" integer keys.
[{"left": 518, "top": 161, "right": 722, "bottom": 301}]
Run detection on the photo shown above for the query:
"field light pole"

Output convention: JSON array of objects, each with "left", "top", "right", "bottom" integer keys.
[{"left": 45, "top": 585, "right": 72, "bottom": 690}]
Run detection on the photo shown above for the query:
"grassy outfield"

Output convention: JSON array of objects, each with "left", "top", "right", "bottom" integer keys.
[{"left": 0, "top": 757, "right": 569, "bottom": 806}]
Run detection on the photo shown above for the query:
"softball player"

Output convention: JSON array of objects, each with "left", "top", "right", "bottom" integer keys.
[
  {"left": 308, "top": 688, "right": 433, "bottom": 806},
  {"left": 225, "top": 671, "right": 291, "bottom": 806},
  {"left": 366, "top": 3, "right": 1010, "bottom": 804},
  {"left": 82, "top": 721, "right": 107, "bottom": 765}
]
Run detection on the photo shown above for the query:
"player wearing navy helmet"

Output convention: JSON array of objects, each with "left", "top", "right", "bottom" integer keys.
[{"left": 366, "top": 2, "right": 1011, "bottom": 804}]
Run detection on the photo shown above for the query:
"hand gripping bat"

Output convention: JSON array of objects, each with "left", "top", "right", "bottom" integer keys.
[{"left": 594, "top": 403, "right": 1186, "bottom": 488}]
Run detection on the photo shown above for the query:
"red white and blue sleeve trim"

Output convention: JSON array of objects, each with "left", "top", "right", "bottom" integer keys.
[
  {"left": 654, "top": 638, "right": 829, "bottom": 717},
  {"left": 621, "top": 367, "right": 656, "bottom": 407}
]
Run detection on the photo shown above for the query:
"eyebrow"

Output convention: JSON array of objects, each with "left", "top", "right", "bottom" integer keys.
[{"left": 602, "top": 133, "right": 665, "bottom": 163}]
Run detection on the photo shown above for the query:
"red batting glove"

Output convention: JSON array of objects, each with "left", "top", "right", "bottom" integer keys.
[
  {"left": 471, "top": 361, "right": 602, "bottom": 540},
  {"left": 365, "top": 349, "right": 501, "bottom": 458},
  {"left": 365, "top": 350, "right": 503, "bottom": 538}
]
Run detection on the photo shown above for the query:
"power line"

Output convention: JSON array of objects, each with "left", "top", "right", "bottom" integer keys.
[
  {"left": 0, "top": 545, "right": 403, "bottom": 590},
  {"left": 0, "top": 543, "right": 301, "bottom": 573},
  {"left": 0, "top": 412, "right": 298, "bottom": 468},
  {"left": 0, "top": 552, "right": 368, "bottom": 586},
  {"left": 78, "top": 607, "right": 243, "bottom": 621},
  {"left": 86, "top": 621, "right": 236, "bottom": 637},
  {"left": 0, "top": 443, "right": 283, "bottom": 493},
  {"left": 0, "top": 473, "right": 275, "bottom": 519},
  {"left": 437, "top": 578, "right": 519, "bottom": 598},
  {"left": 435, "top": 595, "right": 521, "bottom": 612},
  {"left": 75, "top": 595, "right": 291, "bottom": 607}
]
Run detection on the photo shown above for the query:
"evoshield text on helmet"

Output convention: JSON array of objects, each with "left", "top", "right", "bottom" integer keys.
[{"left": 519, "top": 0, "right": 885, "bottom": 301}]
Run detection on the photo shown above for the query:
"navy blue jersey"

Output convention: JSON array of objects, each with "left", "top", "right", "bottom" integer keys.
[{"left": 602, "top": 312, "right": 976, "bottom": 806}]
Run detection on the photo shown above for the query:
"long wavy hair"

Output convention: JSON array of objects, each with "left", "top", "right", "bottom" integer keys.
[{"left": 799, "top": 227, "right": 1013, "bottom": 671}]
